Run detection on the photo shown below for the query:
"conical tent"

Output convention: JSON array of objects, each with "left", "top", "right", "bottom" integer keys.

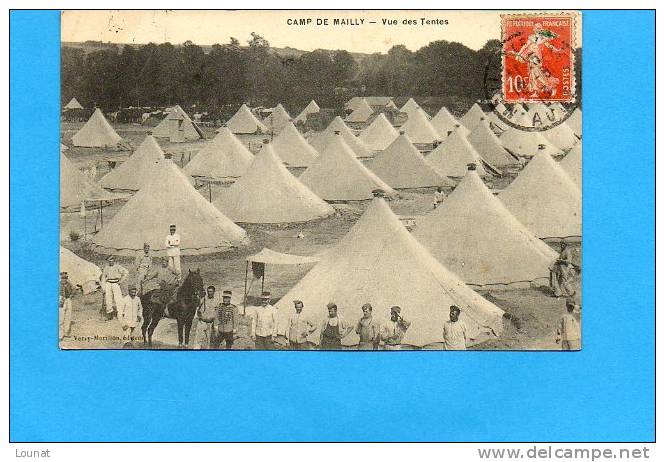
[
  {"left": 61, "top": 153, "right": 122, "bottom": 209},
  {"left": 400, "top": 108, "right": 440, "bottom": 145},
  {"left": 64, "top": 97, "right": 83, "bottom": 110},
  {"left": 566, "top": 108, "right": 582, "bottom": 136},
  {"left": 60, "top": 246, "right": 101, "bottom": 294},
  {"left": 345, "top": 98, "right": 374, "bottom": 123},
  {"left": 98, "top": 135, "right": 165, "bottom": 191},
  {"left": 310, "top": 116, "right": 372, "bottom": 159},
  {"left": 271, "top": 122, "right": 319, "bottom": 168},
  {"left": 400, "top": 98, "right": 427, "bottom": 119},
  {"left": 264, "top": 103, "right": 292, "bottom": 134},
  {"left": 92, "top": 158, "right": 248, "bottom": 256},
  {"left": 414, "top": 168, "right": 558, "bottom": 288},
  {"left": 431, "top": 106, "right": 459, "bottom": 138},
  {"left": 152, "top": 105, "right": 204, "bottom": 140},
  {"left": 500, "top": 126, "right": 561, "bottom": 158},
  {"left": 213, "top": 143, "right": 334, "bottom": 224},
  {"left": 72, "top": 108, "right": 122, "bottom": 148},
  {"left": 368, "top": 133, "right": 450, "bottom": 189},
  {"left": 427, "top": 130, "right": 489, "bottom": 178},
  {"left": 274, "top": 196, "right": 505, "bottom": 347},
  {"left": 460, "top": 103, "right": 486, "bottom": 130},
  {"left": 560, "top": 143, "right": 582, "bottom": 187},
  {"left": 294, "top": 100, "right": 320, "bottom": 124},
  {"left": 358, "top": 113, "right": 399, "bottom": 151},
  {"left": 542, "top": 122, "right": 579, "bottom": 150},
  {"left": 183, "top": 127, "right": 253, "bottom": 180},
  {"left": 467, "top": 119, "right": 520, "bottom": 168},
  {"left": 226, "top": 104, "right": 267, "bottom": 134},
  {"left": 300, "top": 133, "right": 396, "bottom": 201},
  {"left": 499, "top": 151, "right": 581, "bottom": 240}
]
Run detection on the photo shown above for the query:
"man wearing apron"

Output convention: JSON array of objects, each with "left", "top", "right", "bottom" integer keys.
[{"left": 319, "top": 302, "right": 351, "bottom": 350}]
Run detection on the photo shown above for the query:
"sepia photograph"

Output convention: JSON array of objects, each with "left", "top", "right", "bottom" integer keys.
[{"left": 59, "top": 10, "right": 583, "bottom": 351}]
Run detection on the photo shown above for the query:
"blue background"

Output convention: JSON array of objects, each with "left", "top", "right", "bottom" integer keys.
[{"left": 10, "top": 10, "right": 655, "bottom": 442}]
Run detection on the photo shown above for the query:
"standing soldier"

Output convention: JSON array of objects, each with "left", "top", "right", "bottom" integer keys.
[
  {"left": 443, "top": 305, "right": 468, "bottom": 350},
  {"left": 381, "top": 306, "right": 411, "bottom": 350},
  {"left": 250, "top": 291, "right": 277, "bottom": 350},
  {"left": 319, "top": 302, "right": 352, "bottom": 350},
  {"left": 100, "top": 256, "right": 129, "bottom": 321},
  {"left": 286, "top": 300, "right": 317, "bottom": 350},
  {"left": 119, "top": 284, "right": 143, "bottom": 343},
  {"left": 165, "top": 224, "right": 181, "bottom": 277},
  {"left": 134, "top": 243, "right": 153, "bottom": 295},
  {"left": 355, "top": 303, "right": 380, "bottom": 350},
  {"left": 196, "top": 285, "right": 223, "bottom": 349},
  {"left": 556, "top": 299, "right": 581, "bottom": 350},
  {"left": 59, "top": 271, "right": 75, "bottom": 340},
  {"left": 433, "top": 186, "right": 445, "bottom": 209},
  {"left": 200, "top": 289, "right": 238, "bottom": 349}
]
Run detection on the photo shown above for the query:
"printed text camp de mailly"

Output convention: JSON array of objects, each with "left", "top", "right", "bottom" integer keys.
[{"left": 286, "top": 16, "right": 449, "bottom": 26}]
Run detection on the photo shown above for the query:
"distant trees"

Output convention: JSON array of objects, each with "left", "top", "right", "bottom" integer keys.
[{"left": 61, "top": 36, "right": 581, "bottom": 113}]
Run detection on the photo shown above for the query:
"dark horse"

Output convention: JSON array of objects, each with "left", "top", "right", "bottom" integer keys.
[{"left": 141, "top": 269, "right": 205, "bottom": 348}]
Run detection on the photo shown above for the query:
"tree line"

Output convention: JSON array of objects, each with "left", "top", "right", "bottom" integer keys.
[{"left": 62, "top": 33, "right": 582, "bottom": 117}]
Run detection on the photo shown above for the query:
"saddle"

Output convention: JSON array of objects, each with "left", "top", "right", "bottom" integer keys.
[{"left": 149, "top": 282, "right": 178, "bottom": 307}]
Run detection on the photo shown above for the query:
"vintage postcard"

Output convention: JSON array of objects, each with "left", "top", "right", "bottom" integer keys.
[{"left": 59, "top": 10, "right": 582, "bottom": 351}]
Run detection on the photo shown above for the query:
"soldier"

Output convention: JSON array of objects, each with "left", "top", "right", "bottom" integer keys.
[
  {"left": 381, "top": 306, "right": 411, "bottom": 350},
  {"left": 165, "top": 224, "right": 181, "bottom": 276},
  {"left": 355, "top": 303, "right": 380, "bottom": 350},
  {"left": 59, "top": 271, "right": 75, "bottom": 340},
  {"left": 556, "top": 299, "right": 581, "bottom": 350},
  {"left": 119, "top": 284, "right": 143, "bottom": 342},
  {"left": 201, "top": 289, "right": 238, "bottom": 349},
  {"left": 443, "top": 305, "right": 468, "bottom": 350},
  {"left": 250, "top": 291, "right": 277, "bottom": 350},
  {"left": 100, "top": 256, "right": 129, "bottom": 320},
  {"left": 134, "top": 243, "right": 153, "bottom": 295},
  {"left": 319, "top": 302, "right": 352, "bottom": 350},
  {"left": 286, "top": 300, "right": 317, "bottom": 350}
]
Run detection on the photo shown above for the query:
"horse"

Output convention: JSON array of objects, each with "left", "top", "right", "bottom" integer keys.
[{"left": 140, "top": 269, "right": 205, "bottom": 348}]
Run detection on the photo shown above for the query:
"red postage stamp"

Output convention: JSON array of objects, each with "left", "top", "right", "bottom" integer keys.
[{"left": 501, "top": 13, "right": 577, "bottom": 103}]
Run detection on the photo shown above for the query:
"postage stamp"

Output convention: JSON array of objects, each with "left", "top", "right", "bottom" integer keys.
[{"left": 501, "top": 13, "right": 577, "bottom": 103}]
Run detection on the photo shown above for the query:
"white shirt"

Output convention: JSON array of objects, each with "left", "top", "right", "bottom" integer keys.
[
  {"left": 443, "top": 320, "right": 468, "bottom": 350},
  {"left": 120, "top": 295, "right": 143, "bottom": 327},
  {"left": 165, "top": 233, "right": 181, "bottom": 256},
  {"left": 250, "top": 305, "right": 277, "bottom": 337}
]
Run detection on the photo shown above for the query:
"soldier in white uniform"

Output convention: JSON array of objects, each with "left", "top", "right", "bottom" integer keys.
[
  {"left": 165, "top": 224, "right": 181, "bottom": 276},
  {"left": 100, "top": 256, "right": 129, "bottom": 320}
]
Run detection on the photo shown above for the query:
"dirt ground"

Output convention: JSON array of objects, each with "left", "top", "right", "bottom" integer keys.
[{"left": 60, "top": 122, "right": 581, "bottom": 351}]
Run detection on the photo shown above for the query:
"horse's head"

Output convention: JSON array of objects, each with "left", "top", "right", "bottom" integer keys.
[{"left": 185, "top": 268, "right": 205, "bottom": 302}]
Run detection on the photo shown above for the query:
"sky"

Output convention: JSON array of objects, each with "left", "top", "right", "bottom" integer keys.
[{"left": 62, "top": 10, "right": 512, "bottom": 53}]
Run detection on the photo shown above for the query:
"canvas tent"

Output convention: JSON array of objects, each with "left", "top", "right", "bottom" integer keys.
[
  {"left": 500, "top": 126, "right": 561, "bottom": 158},
  {"left": 61, "top": 153, "right": 124, "bottom": 209},
  {"left": 400, "top": 98, "right": 427, "bottom": 120},
  {"left": 64, "top": 97, "right": 84, "bottom": 110},
  {"left": 98, "top": 135, "right": 165, "bottom": 191},
  {"left": 300, "top": 132, "right": 397, "bottom": 201},
  {"left": 414, "top": 166, "right": 558, "bottom": 288},
  {"left": 92, "top": 157, "right": 248, "bottom": 256},
  {"left": 358, "top": 113, "right": 399, "bottom": 151},
  {"left": 460, "top": 103, "right": 486, "bottom": 130},
  {"left": 309, "top": 116, "right": 372, "bottom": 159},
  {"left": 345, "top": 98, "right": 374, "bottom": 123},
  {"left": 151, "top": 105, "right": 204, "bottom": 141},
  {"left": 525, "top": 103, "right": 557, "bottom": 127},
  {"left": 499, "top": 151, "right": 582, "bottom": 240},
  {"left": 542, "top": 122, "right": 579, "bottom": 150},
  {"left": 226, "top": 104, "right": 267, "bottom": 134},
  {"left": 430, "top": 106, "right": 459, "bottom": 138},
  {"left": 213, "top": 142, "right": 334, "bottom": 224},
  {"left": 270, "top": 122, "right": 319, "bottom": 168},
  {"left": 263, "top": 103, "right": 292, "bottom": 134},
  {"left": 560, "top": 143, "right": 582, "bottom": 187},
  {"left": 294, "top": 100, "right": 320, "bottom": 124},
  {"left": 274, "top": 194, "right": 505, "bottom": 347},
  {"left": 467, "top": 119, "right": 520, "bottom": 168},
  {"left": 346, "top": 97, "right": 396, "bottom": 112},
  {"left": 60, "top": 246, "right": 101, "bottom": 294},
  {"left": 72, "top": 108, "right": 122, "bottom": 148},
  {"left": 426, "top": 130, "right": 491, "bottom": 178},
  {"left": 368, "top": 133, "right": 450, "bottom": 189},
  {"left": 400, "top": 107, "right": 440, "bottom": 145},
  {"left": 183, "top": 127, "right": 253, "bottom": 180}
]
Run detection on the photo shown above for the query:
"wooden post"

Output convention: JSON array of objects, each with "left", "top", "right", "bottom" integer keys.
[{"left": 243, "top": 261, "right": 248, "bottom": 315}]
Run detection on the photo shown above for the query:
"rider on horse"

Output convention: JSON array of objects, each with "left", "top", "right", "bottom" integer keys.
[{"left": 143, "top": 257, "right": 180, "bottom": 308}]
